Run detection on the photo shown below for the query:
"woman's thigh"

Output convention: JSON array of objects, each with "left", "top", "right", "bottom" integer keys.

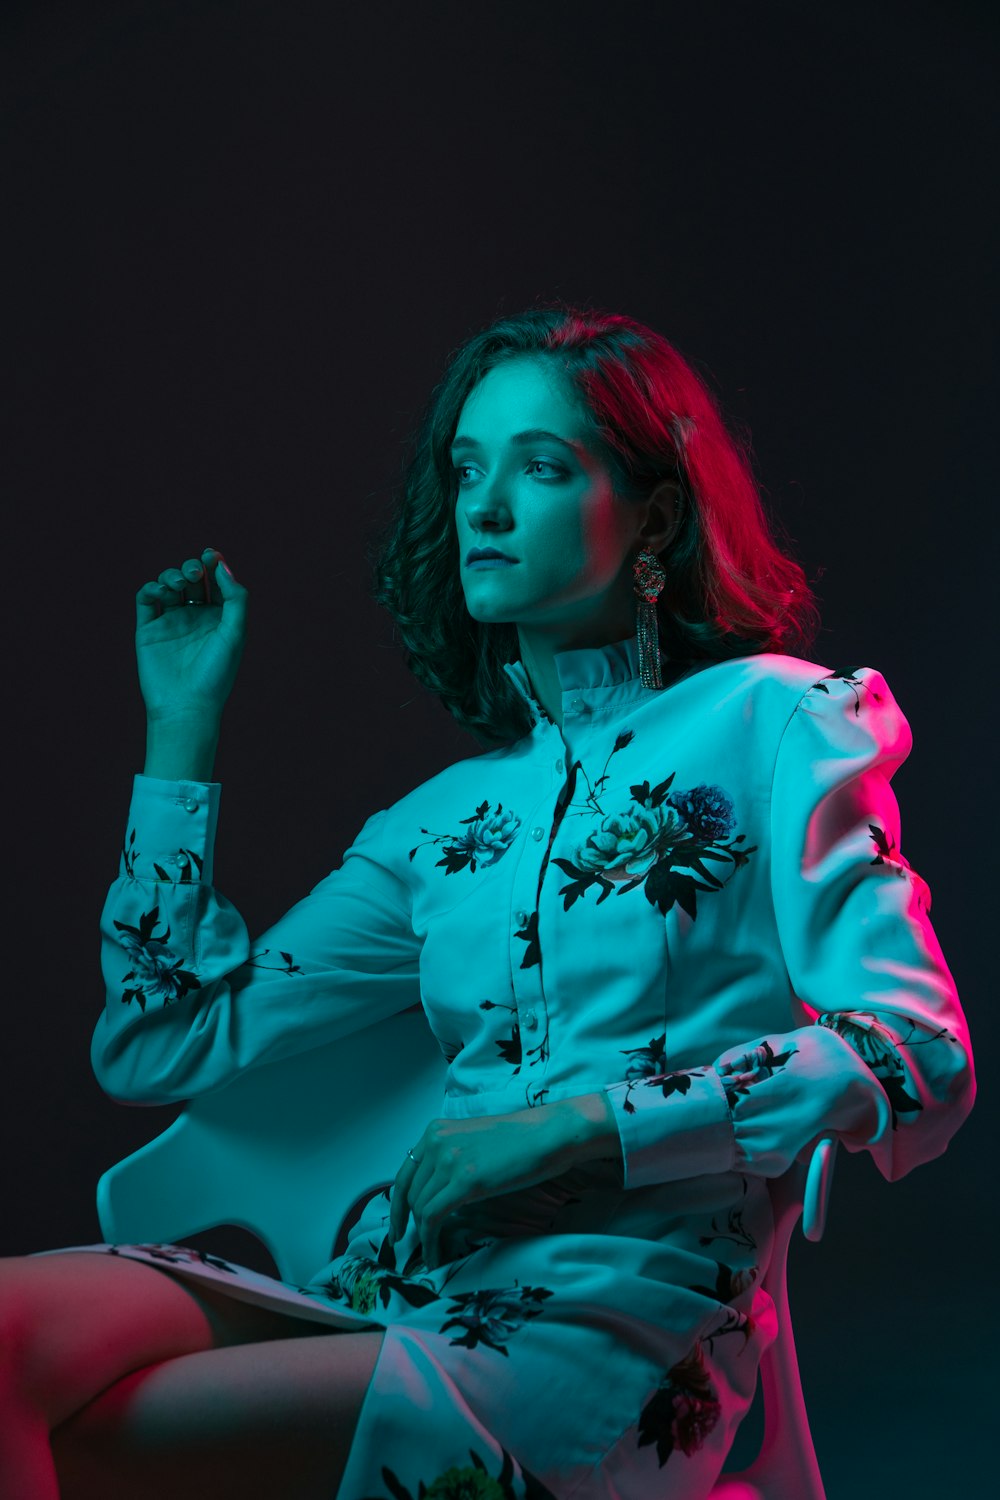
[
  {"left": 50, "top": 1327, "right": 385, "bottom": 1500},
  {"left": 1, "top": 1250, "right": 335, "bottom": 1429}
]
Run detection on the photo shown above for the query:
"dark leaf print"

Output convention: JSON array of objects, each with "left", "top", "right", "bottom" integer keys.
[
  {"left": 810, "top": 667, "right": 882, "bottom": 715},
  {"left": 244, "top": 947, "right": 304, "bottom": 977},
  {"left": 643, "top": 862, "right": 706, "bottom": 920},
  {"left": 619, "top": 1033, "right": 668, "bottom": 1080},
  {"left": 113, "top": 907, "right": 202, "bottom": 1011},
  {"left": 439, "top": 1285, "right": 553, "bottom": 1355},
  {"left": 551, "top": 857, "right": 603, "bottom": 911},
  {"left": 699, "top": 1198, "right": 757, "bottom": 1254},
  {"left": 652, "top": 1071, "right": 700, "bottom": 1098},
  {"left": 123, "top": 826, "right": 138, "bottom": 877},
  {"left": 496, "top": 1026, "right": 522, "bottom": 1068},
  {"left": 702, "top": 1305, "right": 755, "bottom": 1353},
  {"left": 376, "top": 1466, "right": 414, "bottom": 1500},
  {"left": 616, "top": 1068, "right": 704, "bottom": 1115},
  {"left": 689, "top": 1262, "right": 759, "bottom": 1306},
  {"left": 869, "top": 824, "right": 911, "bottom": 882},
  {"left": 513, "top": 909, "right": 541, "bottom": 970},
  {"left": 628, "top": 772, "right": 676, "bottom": 808},
  {"left": 881, "top": 1072, "right": 925, "bottom": 1123},
  {"left": 479, "top": 1000, "right": 524, "bottom": 1073},
  {"left": 717, "top": 1039, "right": 798, "bottom": 1110}
]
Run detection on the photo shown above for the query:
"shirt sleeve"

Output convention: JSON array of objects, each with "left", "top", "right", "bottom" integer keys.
[
  {"left": 92, "top": 774, "right": 423, "bottom": 1105},
  {"left": 601, "top": 666, "right": 976, "bottom": 1190}
]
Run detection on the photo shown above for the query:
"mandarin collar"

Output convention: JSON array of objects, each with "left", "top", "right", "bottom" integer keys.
[{"left": 502, "top": 633, "right": 660, "bottom": 728}]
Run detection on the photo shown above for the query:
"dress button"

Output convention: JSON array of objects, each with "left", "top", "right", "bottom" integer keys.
[
  {"left": 514, "top": 909, "right": 528, "bottom": 927},
  {"left": 531, "top": 826, "right": 544, "bottom": 841},
  {"left": 555, "top": 758, "right": 565, "bottom": 774},
  {"left": 175, "top": 852, "right": 190, "bottom": 868},
  {"left": 522, "top": 1009, "right": 538, "bottom": 1031},
  {"left": 182, "top": 797, "right": 199, "bottom": 813}
]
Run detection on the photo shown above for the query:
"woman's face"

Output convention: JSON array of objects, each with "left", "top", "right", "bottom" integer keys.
[{"left": 453, "top": 357, "right": 646, "bottom": 643}]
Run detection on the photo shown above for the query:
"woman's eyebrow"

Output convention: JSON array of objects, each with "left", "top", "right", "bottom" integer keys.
[{"left": 450, "top": 428, "right": 585, "bottom": 455}]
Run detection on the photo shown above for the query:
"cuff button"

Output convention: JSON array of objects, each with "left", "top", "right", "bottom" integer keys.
[{"left": 182, "top": 797, "right": 200, "bottom": 813}]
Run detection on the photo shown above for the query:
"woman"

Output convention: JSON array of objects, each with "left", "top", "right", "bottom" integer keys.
[{"left": 1, "top": 305, "right": 974, "bottom": 1499}]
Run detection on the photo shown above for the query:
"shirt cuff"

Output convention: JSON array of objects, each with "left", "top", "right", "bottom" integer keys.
[
  {"left": 603, "top": 1065, "right": 736, "bottom": 1190},
  {"left": 123, "top": 774, "right": 222, "bottom": 886}
]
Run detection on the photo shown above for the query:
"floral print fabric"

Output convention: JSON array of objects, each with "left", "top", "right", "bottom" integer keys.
[{"left": 74, "top": 636, "right": 973, "bottom": 1498}]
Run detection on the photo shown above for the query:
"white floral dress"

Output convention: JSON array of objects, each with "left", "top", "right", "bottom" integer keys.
[{"left": 38, "top": 635, "right": 974, "bottom": 1499}]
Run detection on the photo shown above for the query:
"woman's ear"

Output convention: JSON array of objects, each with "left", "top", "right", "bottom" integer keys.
[{"left": 636, "top": 478, "right": 683, "bottom": 555}]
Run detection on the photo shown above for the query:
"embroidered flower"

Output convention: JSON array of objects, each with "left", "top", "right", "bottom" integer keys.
[
  {"left": 576, "top": 801, "right": 689, "bottom": 880},
  {"left": 817, "top": 1011, "right": 924, "bottom": 1128},
  {"left": 424, "top": 1467, "right": 507, "bottom": 1500},
  {"left": 555, "top": 765, "right": 755, "bottom": 918},
  {"left": 670, "top": 1390, "right": 722, "bottom": 1456},
  {"left": 453, "top": 806, "right": 522, "bottom": 868},
  {"left": 410, "top": 801, "right": 522, "bottom": 875},
  {"left": 666, "top": 783, "right": 735, "bottom": 842},
  {"left": 637, "top": 1340, "right": 722, "bottom": 1467},
  {"left": 373, "top": 1447, "right": 556, "bottom": 1500},
  {"left": 347, "top": 1266, "right": 382, "bottom": 1315}
]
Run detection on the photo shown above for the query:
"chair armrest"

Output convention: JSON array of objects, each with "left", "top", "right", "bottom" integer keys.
[{"left": 802, "top": 1135, "right": 838, "bottom": 1242}]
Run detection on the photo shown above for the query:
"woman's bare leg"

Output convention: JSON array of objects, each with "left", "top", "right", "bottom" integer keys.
[
  {"left": 0, "top": 1251, "right": 382, "bottom": 1499},
  {"left": 51, "top": 1328, "right": 384, "bottom": 1499}
]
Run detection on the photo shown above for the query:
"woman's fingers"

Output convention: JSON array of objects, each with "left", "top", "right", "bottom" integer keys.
[
  {"left": 387, "top": 1154, "right": 424, "bottom": 1244},
  {"left": 136, "top": 548, "right": 224, "bottom": 624},
  {"left": 387, "top": 1152, "right": 464, "bottom": 1269},
  {"left": 414, "top": 1189, "right": 456, "bottom": 1269}
]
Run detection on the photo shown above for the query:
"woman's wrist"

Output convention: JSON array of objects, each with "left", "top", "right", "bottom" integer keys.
[
  {"left": 544, "top": 1091, "right": 622, "bottom": 1170},
  {"left": 143, "top": 713, "right": 222, "bottom": 782}
]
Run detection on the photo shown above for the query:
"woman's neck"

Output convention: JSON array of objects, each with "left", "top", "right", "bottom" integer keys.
[{"left": 516, "top": 621, "right": 635, "bottom": 732}]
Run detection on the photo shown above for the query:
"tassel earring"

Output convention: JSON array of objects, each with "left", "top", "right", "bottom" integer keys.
[{"left": 633, "top": 548, "right": 666, "bottom": 689}]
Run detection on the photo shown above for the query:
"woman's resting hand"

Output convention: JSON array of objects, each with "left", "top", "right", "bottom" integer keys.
[{"left": 386, "top": 1096, "right": 616, "bottom": 1269}]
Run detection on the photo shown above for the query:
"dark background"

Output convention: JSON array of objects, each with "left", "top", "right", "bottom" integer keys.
[{"left": 2, "top": 1, "right": 995, "bottom": 1493}]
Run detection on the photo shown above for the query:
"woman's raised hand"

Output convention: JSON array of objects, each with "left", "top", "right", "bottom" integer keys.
[{"left": 135, "top": 547, "right": 249, "bottom": 725}]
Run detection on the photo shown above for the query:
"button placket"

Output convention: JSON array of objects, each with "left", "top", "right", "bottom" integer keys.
[{"left": 508, "top": 789, "right": 555, "bottom": 1071}]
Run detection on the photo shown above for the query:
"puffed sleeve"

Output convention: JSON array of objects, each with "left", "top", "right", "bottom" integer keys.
[
  {"left": 92, "top": 774, "right": 423, "bottom": 1105},
  {"left": 602, "top": 667, "right": 975, "bottom": 1189}
]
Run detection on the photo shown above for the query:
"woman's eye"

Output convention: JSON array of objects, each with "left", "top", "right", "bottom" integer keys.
[{"left": 452, "top": 460, "right": 565, "bottom": 485}]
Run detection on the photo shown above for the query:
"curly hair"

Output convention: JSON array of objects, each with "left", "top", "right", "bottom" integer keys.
[{"left": 369, "top": 302, "right": 819, "bottom": 749}]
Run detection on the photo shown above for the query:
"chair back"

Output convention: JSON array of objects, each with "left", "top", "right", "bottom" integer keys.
[{"left": 97, "top": 1005, "right": 448, "bottom": 1284}]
